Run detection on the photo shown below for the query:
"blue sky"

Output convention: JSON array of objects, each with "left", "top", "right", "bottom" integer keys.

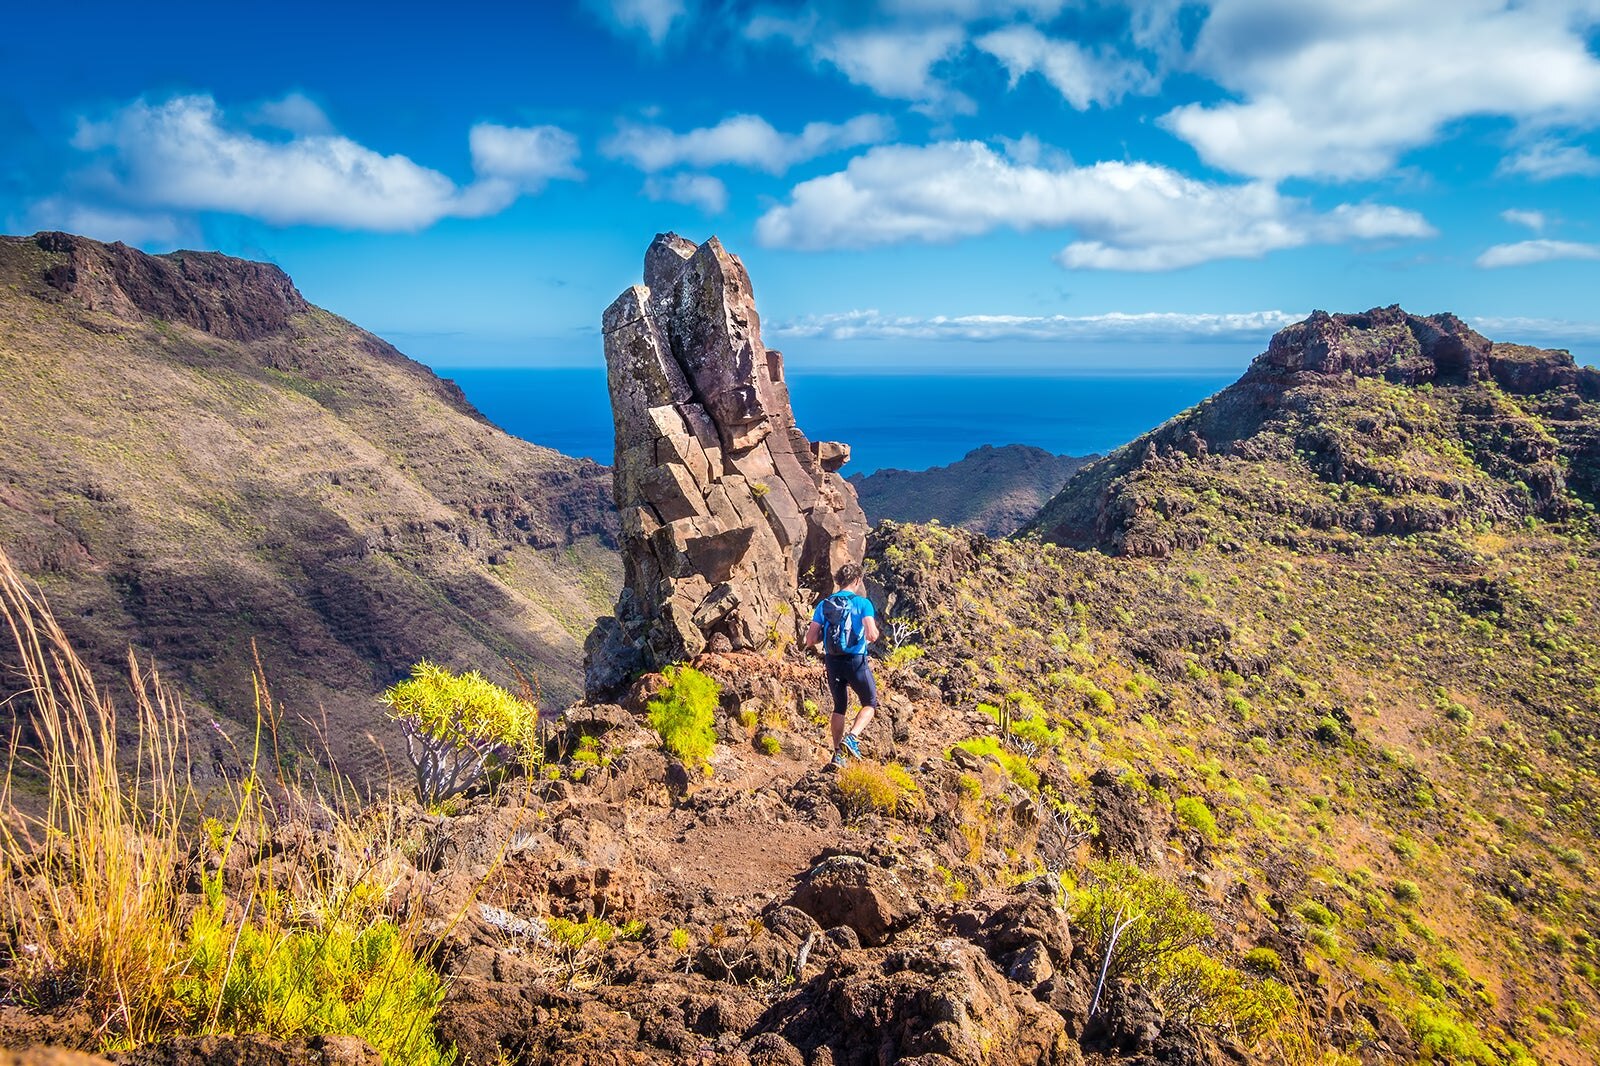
[{"left": 4, "top": 0, "right": 1600, "bottom": 374}]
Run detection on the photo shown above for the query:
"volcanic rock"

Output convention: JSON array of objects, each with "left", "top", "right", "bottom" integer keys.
[{"left": 586, "top": 234, "right": 867, "bottom": 694}]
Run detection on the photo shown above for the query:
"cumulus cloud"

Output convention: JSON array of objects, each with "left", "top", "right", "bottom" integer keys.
[
  {"left": 247, "top": 92, "right": 333, "bottom": 135},
  {"left": 747, "top": 17, "right": 972, "bottom": 112},
  {"left": 1163, "top": 0, "right": 1600, "bottom": 180},
  {"left": 755, "top": 140, "right": 1434, "bottom": 270},
  {"left": 1501, "top": 208, "right": 1547, "bottom": 231},
  {"left": 20, "top": 196, "right": 191, "bottom": 247},
  {"left": 1499, "top": 138, "right": 1600, "bottom": 180},
  {"left": 643, "top": 172, "right": 728, "bottom": 213},
  {"left": 767, "top": 308, "right": 1303, "bottom": 343},
  {"left": 817, "top": 25, "right": 971, "bottom": 107},
  {"left": 61, "top": 94, "right": 579, "bottom": 232},
  {"left": 1475, "top": 238, "right": 1600, "bottom": 268},
  {"left": 976, "top": 24, "right": 1155, "bottom": 110},
  {"left": 603, "top": 113, "right": 892, "bottom": 173},
  {"left": 586, "top": 0, "right": 689, "bottom": 45}
]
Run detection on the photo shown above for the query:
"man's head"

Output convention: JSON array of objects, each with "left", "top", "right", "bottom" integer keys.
[{"left": 834, "top": 561, "right": 863, "bottom": 590}]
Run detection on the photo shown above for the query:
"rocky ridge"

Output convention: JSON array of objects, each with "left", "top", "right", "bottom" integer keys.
[
  {"left": 585, "top": 234, "right": 867, "bottom": 695},
  {"left": 1027, "top": 306, "right": 1600, "bottom": 554}
]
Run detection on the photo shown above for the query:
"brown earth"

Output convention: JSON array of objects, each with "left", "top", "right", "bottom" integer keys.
[{"left": 0, "top": 232, "right": 620, "bottom": 783}]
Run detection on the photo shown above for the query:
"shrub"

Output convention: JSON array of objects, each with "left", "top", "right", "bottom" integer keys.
[
  {"left": 1409, "top": 1007, "right": 1500, "bottom": 1065},
  {"left": 1072, "top": 860, "right": 1212, "bottom": 986},
  {"left": 380, "top": 660, "right": 539, "bottom": 804},
  {"left": 1175, "top": 797, "right": 1220, "bottom": 842},
  {"left": 1393, "top": 879, "right": 1422, "bottom": 904},
  {"left": 836, "top": 761, "right": 921, "bottom": 819},
  {"left": 1298, "top": 900, "right": 1337, "bottom": 927},
  {"left": 1242, "top": 947, "right": 1282, "bottom": 974},
  {"left": 953, "top": 736, "right": 1039, "bottom": 792},
  {"left": 758, "top": 733, "right": 782, "bottom": 755},
  {"left": 176, "top": 881, "right": 450, "bottom": 1065},
  {"left": 885, "top": 644, "right": 925, "bottom": 670},
  {"left": 1073, "top": 862, "right": 1287, "bottom": 1044},
  {"left": 647, "top": 665, "right": 721, "bottom": 767}
]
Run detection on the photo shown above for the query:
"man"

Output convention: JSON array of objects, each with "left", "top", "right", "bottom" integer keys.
[{"left": 804, "top": 561, "right": 880, "bottom": 767}]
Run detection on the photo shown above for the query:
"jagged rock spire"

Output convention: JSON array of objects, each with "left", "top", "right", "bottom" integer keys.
[{"left": 584, "top": 234, "right": 867, "bottom": 696}]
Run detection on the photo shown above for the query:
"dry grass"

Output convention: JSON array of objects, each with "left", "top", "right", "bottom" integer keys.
[
  {"left": 0, "top": 546, "right": 455, "bottom": 1059},
  {"left": 0, "top": 546, "right": 193, "bottom": 1045}
]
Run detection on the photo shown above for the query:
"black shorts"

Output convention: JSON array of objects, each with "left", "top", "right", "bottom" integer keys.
[{"left": 825, "top": 653, "right": 878, "bottom": 716}]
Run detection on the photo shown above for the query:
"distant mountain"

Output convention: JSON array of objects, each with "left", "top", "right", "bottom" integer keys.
[
  {"left": 849, "top": 444, "right": 1092, "bottom": 536},
  {"left": 0, "top": 232, "right": 620, "bottom": 781},
  {"left": 1026, "top": 305, "right": 1600, "bottom": 554}
]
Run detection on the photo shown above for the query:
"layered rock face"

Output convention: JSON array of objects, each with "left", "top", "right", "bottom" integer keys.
[{"left": 585, "top": 234, "right": 866, "bottom": 695}]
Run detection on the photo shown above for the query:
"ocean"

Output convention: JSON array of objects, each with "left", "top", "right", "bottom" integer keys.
[{"left": 441, "top": 368, "right": 1240, "bottom": 474}]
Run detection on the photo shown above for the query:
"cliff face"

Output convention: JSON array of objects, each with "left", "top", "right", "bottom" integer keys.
[
  {"left": 1026, "top": 306, "right": 1600, "bottom": 554},
  {"left": 585, "top": 234, "right": 867, "bottom": 695},
  {"left": 0, "top": 232, "right": 620, "bottom": 782}
]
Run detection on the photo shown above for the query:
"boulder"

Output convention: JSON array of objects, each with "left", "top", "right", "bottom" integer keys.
[
  {"left": 787, "top": 855, "right": 914, "bottom": 947},
  {"left": 587, "top": 234, "right": 868, "bottom": 695}
]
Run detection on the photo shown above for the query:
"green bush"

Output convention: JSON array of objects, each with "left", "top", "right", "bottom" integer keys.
[
  {"left": 1175, "top": 796, "right": 1219, "bottom": 842},
  {"left": 380, "top": 660, "right": 538, "bottom": 804},
  {"left": 1242, "top": 946, "right": 1282, "bottom": 974},
  {"left": 647, "top": 665, "right": 720, "bottom": 767},
  {"left": 1073, "top": 862, "right": 1287, "bottom": 1044},
  {"left": 953, "top": 736, "right": 1039, "bottom": 792},
  {"left": 1072, "top": 860, "right": 1212, "bottom": 986},
  {"left": 176, "top": 879, "right": 451, "bottom": 1065},
  {"left": 1298, "top": 899, "right": 1337, "bottom": 927},
  {"left": 1393, "top": 879, "right": 1422, "bottom": 904}
]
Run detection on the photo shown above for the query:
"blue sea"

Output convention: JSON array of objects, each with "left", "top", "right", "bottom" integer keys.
[{"left": 441, "top": 369, "right": 1239, "bottom": 475}]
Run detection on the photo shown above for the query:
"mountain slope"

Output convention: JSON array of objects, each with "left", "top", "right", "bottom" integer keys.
[
  {"left": 849, "top": 443, "right": 1092, "bottom": 536},
  {"left": 0, "top": 232, "right": 620, "bottom": 779},
  {"left": 1026, "top": 306, "right": 1599, "bottom": 554}
]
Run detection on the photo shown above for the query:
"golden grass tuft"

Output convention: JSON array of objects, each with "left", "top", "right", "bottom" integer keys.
[{"left": 0, "top": 547, "right": 455, "bottom": 1060}]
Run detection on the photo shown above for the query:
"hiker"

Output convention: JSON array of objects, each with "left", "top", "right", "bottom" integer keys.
[{"left": 804, "top": 561, "right": 880, "bottom": 766}]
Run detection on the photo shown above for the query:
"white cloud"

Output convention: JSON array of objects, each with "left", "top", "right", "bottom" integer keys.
[
  {"left": 469, "top": 123, "right": 583, "bottom": 190},
  {"left": 1501, "top": 208, "right": 1547, "bottom": 231},
  {"left": 768, "top": 308, "right": 1303, "bottom": 343},
  {"left": 587, "top": 0, "right": 688, "bottom": 45},
  {"left": 603, "top": 113, "right": 892, "bottom": 173},
  {"left": 1470, "top": 314, "right": 1600, "bottom": 343},
  {"left": 1163, "top": 0, "right": 1600, "bottom": 181},
  {"left": 818, "top": 25, "right": 970, "bottom": 106},
  {"left": 643, "top": 172, "right": 728, "bottom": 213},
  {"left": 20, "top": 197, "right": 191, "bottom": 247},
  {"left": 882, "top": 0, "right": 1066, "bottom": 16},
  {"left": 1499, "top": 138, "right": 1600, "bottom": 180},
  {"left": 755, "top": 140, "right": 1434, "bottom": 270},
  {"left": 247, "top": 92, "right": 333, "bottom": 135},
  {"left": 746, "top": 18, "right": 974, "bottom": 113},
  {"left": 976, "top": 24, "right": 1154, "bottom": 110},
  {"left": 61, "top": 95, "right": 579, "bottom": 232},
  {"left": 1476, "top": 238, "right": 1600, "bottom": 268}
]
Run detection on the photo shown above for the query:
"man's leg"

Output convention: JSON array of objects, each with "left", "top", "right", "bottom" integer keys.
[
  {"left": 827, "top": 660, "right": 851, "bottom": 753},
  {"left": 842, "top": 656, "right": 878, "bottom": 746}
]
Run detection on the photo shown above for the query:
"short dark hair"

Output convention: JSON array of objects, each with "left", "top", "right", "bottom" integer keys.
[{"left": 834, "top": 562, "right": 863, "bottom": 587}]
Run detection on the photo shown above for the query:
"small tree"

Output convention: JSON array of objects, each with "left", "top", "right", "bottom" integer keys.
[
  {"left": 379, "top": 661, "right": 538, "bottom": 805},
  {"left": 647, "top": 665, "right": 720, "bottom": 768}
]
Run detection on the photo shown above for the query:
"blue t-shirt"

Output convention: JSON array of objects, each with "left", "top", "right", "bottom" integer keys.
[{"left": 812, "top": 591, "right": 876, "bottom": 656}]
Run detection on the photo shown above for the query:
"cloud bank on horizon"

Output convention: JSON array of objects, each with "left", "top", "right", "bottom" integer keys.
[{"left": 5, "top": 0, "right": 1600, "bottom": 362}]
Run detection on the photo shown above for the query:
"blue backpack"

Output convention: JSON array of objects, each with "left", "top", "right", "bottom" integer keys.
[{"left": 820, "top": 593, "right": 862, "bottom": 654}]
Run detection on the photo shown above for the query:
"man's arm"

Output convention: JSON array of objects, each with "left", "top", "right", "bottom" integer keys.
[
  {"left": 863, "top": 614, "right": 880, "bottom": 644},
  {"left": 804, "top": 620, "right": 823, "bottom": 648}
]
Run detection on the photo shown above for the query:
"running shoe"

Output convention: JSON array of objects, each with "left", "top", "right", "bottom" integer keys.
[{"left": 840, "top": 733, "right": 862, "bottom": 759}]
